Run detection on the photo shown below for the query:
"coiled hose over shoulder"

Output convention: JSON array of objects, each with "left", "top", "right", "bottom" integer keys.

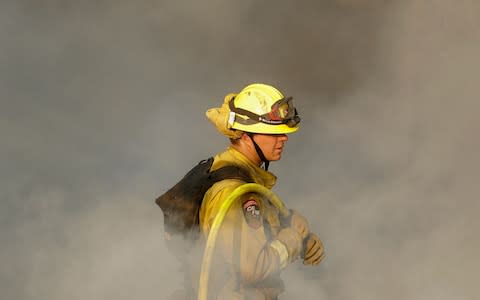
[{"left": 198, "top": 183, "right": 290, "bottom": 300}]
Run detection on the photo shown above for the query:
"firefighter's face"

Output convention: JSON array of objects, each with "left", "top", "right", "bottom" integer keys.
[{"left": 252, "top": 133, "right": 289, "bottom": 161}]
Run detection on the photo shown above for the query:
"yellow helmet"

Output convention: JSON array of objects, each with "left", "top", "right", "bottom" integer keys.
[{"left": 227, "top": 83, "right": 300, "bottom": 134}]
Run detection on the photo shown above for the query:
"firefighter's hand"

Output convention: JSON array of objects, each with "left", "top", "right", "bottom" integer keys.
[
  {"left": 289, "top": 210, "right": 310, "bottom": 239},
  {"left": 275, "top": 227, "right": 303, "bottom": 262},
  {"left": 302, "top": 233, "right": 325, "bottom": 266}
]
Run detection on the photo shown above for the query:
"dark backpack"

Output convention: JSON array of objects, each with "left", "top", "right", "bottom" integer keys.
[{"left": 155, "top": 157, "right": 253, "bottom": 242}]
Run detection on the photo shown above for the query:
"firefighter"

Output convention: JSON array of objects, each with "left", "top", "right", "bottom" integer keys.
[{"left": 200, "top": 83, "right": 325, "bottom": 299}]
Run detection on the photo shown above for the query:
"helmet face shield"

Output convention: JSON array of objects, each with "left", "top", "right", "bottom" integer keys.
[{"left": 229, "top": 96, "right": 301, "bottom": 128}]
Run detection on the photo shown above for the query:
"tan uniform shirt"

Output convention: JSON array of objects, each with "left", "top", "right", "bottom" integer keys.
[{"left": 198, "top": 147, "right": 287, "bottom": 299}]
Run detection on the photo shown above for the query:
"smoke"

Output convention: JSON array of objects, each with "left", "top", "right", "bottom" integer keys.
[{"left": 1, "top": 0, "right": 479, "bottom": 299}]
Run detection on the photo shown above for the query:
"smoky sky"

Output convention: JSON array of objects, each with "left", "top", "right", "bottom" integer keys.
[{"left": 1, "top": 1, "right": 479, "bottom": 300}]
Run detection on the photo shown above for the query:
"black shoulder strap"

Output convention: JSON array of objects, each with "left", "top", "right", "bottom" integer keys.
[{"left": 208, "top": 164, "right": 254, "bottom": 184}]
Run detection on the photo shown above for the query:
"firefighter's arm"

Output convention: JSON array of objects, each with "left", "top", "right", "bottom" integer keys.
[
  {"left": 201, "top": 184, "right": 304, "bottom": 283},
  {"left": 280, "top": 209, "right": 310, "bottom": 239},
  {"left": 280, "top": 209, "right": 325, "bottom": 265},
  {"left": 234, "top": 196, "right": 304, "bottom": 284}
]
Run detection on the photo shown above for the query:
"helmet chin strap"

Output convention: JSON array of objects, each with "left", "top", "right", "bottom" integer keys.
[{"left": 247, "top": 133, "right": 270, "bottom": 171}]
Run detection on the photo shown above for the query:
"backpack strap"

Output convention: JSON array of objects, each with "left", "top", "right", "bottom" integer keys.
[{"left": 208, "top": 164, "right": 254, "bottom": 184}]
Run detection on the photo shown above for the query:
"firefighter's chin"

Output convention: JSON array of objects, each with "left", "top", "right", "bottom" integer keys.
[{"left": 270, "top": 148, "right": 284, "bottom": 161}]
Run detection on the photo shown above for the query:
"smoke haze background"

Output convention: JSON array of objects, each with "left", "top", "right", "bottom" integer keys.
[{"left": 1, "top": 1, "right": 479, "bottom": 299}]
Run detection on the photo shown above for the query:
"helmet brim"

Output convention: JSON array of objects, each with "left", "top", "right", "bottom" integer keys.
[{"left": 231, "top": 122, "right": 299, "bottom": 134}]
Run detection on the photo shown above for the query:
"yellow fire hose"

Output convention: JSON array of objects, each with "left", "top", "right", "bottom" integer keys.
[{"left": 197, "top": 183, "right": 290, "bottom": 300}]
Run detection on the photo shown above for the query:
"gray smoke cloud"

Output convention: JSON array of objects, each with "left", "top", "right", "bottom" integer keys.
[{"left": 1, "top": 1, "right": 479, "bottom": 299}]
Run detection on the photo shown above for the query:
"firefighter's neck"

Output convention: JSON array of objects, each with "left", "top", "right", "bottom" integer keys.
[{"left": 231, "top": 135, "right": 262, "bottom": 166}]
